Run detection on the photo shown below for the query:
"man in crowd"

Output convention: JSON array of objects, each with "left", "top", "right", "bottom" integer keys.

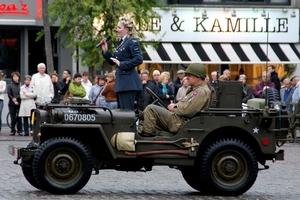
[
  {"left": 30, "top": 63, "right": 54, "bottom": 104},
  {"left": 57, "top": 69, "right": 71, "bottom": 100},
  {"left": 135, "top": 70, "right": 156, "bottom": 112},
  {"left": 280, "top": 78, "right": 294, "bottom": 113},
  {"left": 253, "top": 71, "right": 275, "bottom": 98},
  {"left": 268, "top": 65, "right": 281, "bottom": 94},
  {"left": 151, "top": 70, "right": 160, "bottom": 86},
  {"left": 291, "top": 76, "right": 300, "bottom": 112},
  {"left": 51, "top": 73, "right": 60, "bottom": 103},
  {"left": 210, "top": 71, "right": 218, "bottom": 88},
  {"left": 173, "top": 69, "right": 185, "bottom": 99},
  {"left": 239, "top": 74, "right": 253, "bottom": 103},
  {"left": 139, "top": 63, "right": 211, "bottom": 137},
  {"left": 222, "top": 69, "right": 231, "bottom": 81}
]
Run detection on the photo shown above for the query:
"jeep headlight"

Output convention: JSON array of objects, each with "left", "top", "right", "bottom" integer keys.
[{"left": 31, "top": 111, "right": 35, "bottom": 125}]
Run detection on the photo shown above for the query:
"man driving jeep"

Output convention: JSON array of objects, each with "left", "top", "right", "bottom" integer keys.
[{"left": 139, "top": 63, "right": 211, "bottom": 137}]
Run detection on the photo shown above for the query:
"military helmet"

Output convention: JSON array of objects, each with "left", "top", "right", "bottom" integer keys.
[{"left": 185, "top": 63, "right": 206, "bottom": 79}]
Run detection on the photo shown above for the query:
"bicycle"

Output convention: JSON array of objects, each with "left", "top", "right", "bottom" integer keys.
[{"left": 6, "top": 112, "right": 11, "bottom": 128}]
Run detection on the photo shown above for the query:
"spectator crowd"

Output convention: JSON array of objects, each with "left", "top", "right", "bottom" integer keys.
[{"left": 1, "top": 62, "right": 299, "bottom": 136}]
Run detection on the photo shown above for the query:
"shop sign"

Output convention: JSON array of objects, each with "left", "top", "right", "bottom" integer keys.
[
  {"left": 0, "top": 0, "right": 42, "bottom": 19},
  {"left": 0, "top": 2, "right": 28, "bottom": 15},
  {"left": 142, "top": 7, "right": 299, "bottom": 43}
]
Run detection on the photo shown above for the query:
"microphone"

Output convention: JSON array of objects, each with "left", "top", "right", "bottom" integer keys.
[{"left": 96, "top": 36, "right": 111, "bottom": 48}]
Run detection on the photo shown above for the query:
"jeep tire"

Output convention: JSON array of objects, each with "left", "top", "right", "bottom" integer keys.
[
  {"left": 22, "top": 142, "right": 43, "bottom": 190},
  {"left": 32, "top": 137, "right": 93, "bottom": 194},
  {"left": 200, "top": 138, "right": 258, "bottom": 195}
]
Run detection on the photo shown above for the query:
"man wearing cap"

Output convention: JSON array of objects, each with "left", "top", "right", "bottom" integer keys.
[
  {"left": 139, "top": 63, "right": 211, "bottom": 137},
  {"left": 174, "top": 69, "right": 185, "bottom": 100}
]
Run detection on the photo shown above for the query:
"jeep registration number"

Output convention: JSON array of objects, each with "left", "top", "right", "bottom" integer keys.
[{"left": 64, "top": 114, "right": 96, "bottom": 121}]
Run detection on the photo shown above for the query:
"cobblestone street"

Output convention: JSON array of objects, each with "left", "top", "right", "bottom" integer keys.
[{"left": 0, "top": 124, "right": 300, "bottom": 200}]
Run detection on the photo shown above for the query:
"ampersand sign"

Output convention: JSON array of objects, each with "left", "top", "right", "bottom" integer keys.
[{"left": 171, "top": 16, "right": 184, "bottom": 32}]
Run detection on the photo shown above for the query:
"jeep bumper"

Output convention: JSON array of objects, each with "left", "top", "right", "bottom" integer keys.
[{"left": 8, "top": 145, "right": 36, "bottom": 160}]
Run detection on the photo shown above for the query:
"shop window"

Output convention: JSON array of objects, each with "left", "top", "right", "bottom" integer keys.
[
  {"left": 270, "top": 0, "right": 288, "bottom": 2},
  {"left": 176, "top": 0, "right": 292, "bottom": 5},
  {"left": 28, "top": 29, "right": 58, "bottom": 76},
  {"left": 203, "top": 0, "right": 222, "bottom": 2},
  {"left": 0, "top": 29, "right": 21, "bottom": 80},
  {"left": 246, "top": 0, "right": 265, "bottom": 2}
]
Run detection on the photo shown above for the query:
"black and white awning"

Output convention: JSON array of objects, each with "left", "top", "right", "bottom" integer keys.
[{"left": 142, "top": 42, "right": 300, "bottom": 64}]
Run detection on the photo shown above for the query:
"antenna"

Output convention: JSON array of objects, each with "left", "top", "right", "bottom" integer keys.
[{"left": 264, "top": 13, "right": 270, "bottom": 108}]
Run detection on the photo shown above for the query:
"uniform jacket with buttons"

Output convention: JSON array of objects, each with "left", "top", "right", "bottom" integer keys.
[
  {"left": 102, "top": 36, "right": 142, "bottom": 92},
  {"left": 174, "top": 82, "right": 211, "bottom": 118}
]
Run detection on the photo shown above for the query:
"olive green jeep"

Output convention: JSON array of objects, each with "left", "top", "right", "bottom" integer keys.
[{"left": 8, "top": 81, "right": 296, "bottom": 195}]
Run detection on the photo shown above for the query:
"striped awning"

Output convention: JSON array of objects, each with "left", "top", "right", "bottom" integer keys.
[{"left": 142, "top": 43, "right": 300, "bottom": 64}]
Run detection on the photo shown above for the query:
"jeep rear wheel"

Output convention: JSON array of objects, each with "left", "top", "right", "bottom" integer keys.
[
  {"left": 32, "top": 137, "right": 92, "bottom": 194},
  {"left": 181, "top": 168, "right": 205, "bottom": 192},
  {"left": 200, "top": 138, "right": 258, "bottom": 195}
]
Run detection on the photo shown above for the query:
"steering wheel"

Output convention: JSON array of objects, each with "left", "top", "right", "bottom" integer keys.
[{"left": 146, "top": 87, "right": 168, "bottom": 109}]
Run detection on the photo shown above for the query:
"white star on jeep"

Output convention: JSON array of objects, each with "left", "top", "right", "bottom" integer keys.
[{"left": 253, "top": 127, "right": 259, "bottom": 134}]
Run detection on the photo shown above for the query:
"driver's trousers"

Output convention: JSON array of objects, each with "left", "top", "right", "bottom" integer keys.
[{"left": 141, "top": 104, "right": 187, "bottom": 135}]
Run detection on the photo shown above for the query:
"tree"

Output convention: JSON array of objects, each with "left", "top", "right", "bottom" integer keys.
[
  {"left": 42, "top": 0, "right": 54, "bottom": 75},
  {"left": 48, "top": 0, "right": 164, "bottom": 71}
]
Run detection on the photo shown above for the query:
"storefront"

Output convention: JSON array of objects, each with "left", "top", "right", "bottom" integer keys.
[
  {"left": 0, "top": 0, "right": 72, "bottom": 80},
  {"left": 142, "top": 7, "right": 300, "bottom": 87}
]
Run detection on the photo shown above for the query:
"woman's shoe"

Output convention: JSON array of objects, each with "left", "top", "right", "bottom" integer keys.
[
  {"left": 18, "top": 132, "right": 23, "bottom": 136},
  {"left": 10, "top": 132, "right": 15, "bottom": 136}
]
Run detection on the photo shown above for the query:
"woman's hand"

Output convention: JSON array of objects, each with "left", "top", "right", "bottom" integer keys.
[
  {"left": 101, "top": 41, "right": 108, "bottom": 53},
  {"left": 110, "top": 57, "right": 120, "bottom": 66}
]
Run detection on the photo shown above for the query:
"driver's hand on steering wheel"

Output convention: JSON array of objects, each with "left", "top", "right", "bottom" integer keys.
[{"left": 168, "top": 103, "right": 177, "bottom": 112}]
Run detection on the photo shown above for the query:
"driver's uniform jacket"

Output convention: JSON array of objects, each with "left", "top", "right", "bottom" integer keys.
[
  {"left": 142, "top": 82, "right": 211, "bottom": 134},
  {"left": 173, "top": 82, "right": 211, "bottom": 119}
]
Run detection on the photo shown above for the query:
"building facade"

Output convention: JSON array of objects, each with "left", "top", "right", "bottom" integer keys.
[
  {"left": 143, "top": 0, "right": 300, "bottom": 87},
  {"left": 0, "top": 0, "right": 73, "bottom": 81}
]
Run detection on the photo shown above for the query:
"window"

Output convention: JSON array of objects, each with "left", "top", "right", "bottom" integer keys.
[
  {"left": 270, "top": 0, "right": 288, "bottom": 2},
  {"left": 0, "top": 28, "right": 21, "bottom": 80},
  {"left": 177, "top": 0, "right": 290, "bottom": 4}
]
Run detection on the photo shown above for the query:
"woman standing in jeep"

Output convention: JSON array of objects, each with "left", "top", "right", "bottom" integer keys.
[{"left": 101, "top": 13, "right": 142, "bottom": 111}]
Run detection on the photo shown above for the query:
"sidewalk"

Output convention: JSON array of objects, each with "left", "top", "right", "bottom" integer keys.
[{"left": 0, "top": 125, "right": 32, "bottom": 141}]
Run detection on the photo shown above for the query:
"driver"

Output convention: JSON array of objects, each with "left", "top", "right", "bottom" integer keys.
[{"left": 139, "top": 63, "right": 211, "bottom": 137}]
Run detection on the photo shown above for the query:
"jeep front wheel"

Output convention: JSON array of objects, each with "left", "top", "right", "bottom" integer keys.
[
  {"left": 22, "top": 142, "right": 43, "bottom": 190},
  {"left": 200, "top": 138, "right": 258, "bottom": 195},
  {"left": 32, "top": 137, "right": 93, "bottom": 194}
]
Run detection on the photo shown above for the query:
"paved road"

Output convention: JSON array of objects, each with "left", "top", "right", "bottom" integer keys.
[{"left": 1, "top": 126, "right": 300, "bottom": 199}]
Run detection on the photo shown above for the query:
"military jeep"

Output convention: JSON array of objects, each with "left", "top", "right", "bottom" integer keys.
[{"left": 8, "top": 81, "right": 296, "bottom": 195}]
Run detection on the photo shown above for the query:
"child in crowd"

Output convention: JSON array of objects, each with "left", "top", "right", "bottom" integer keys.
[{"left": 19, "top": 75, "right": 36, "bottom": 136}]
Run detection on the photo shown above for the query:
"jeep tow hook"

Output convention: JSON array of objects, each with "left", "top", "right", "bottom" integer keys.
[
  {"left": 258, "top": 164, "right": 269, "bottom": 171},
  {"left": 13, "top": 159, "right": 21, "bottom": 165}
]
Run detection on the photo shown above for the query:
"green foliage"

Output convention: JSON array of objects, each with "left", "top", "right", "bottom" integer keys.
[{"left": 48, "top": 0, "right": 164, "bottom": 68}]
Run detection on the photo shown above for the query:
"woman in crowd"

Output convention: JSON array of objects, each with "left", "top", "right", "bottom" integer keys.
[
  {"left": 81, "top": 71, "right": 92, "bottom": 100},
  {"left": 0, "top": 71, "right": 6, "bottom": 133},
  {"left": 68, "top": 73, "right": 86, "bottom": 98},
  {"left": 7, "top": 72, "right": 22, "bottom": 136},
  {"left": 89, "top": 75, "right": 106, "bottom": 106},
  {"left": 102, "top": 73, "right": 118, "bottom": 109},
  {"left": 19, "top": 75, "right": 36, "bottom": 136},
  {"left": 155, "top": 73, "right": 174, "bottom": 107},
  {"left": 176, "top": 77, "right": 190, "bottom": 102}
]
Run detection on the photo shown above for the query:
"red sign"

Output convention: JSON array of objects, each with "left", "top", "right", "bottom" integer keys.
[
  {"left": 36, "top": 0, "right": 42, "bottom": 19},
  {"left": 0, "top": 2, "right": 29, "bottom": 15}
]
